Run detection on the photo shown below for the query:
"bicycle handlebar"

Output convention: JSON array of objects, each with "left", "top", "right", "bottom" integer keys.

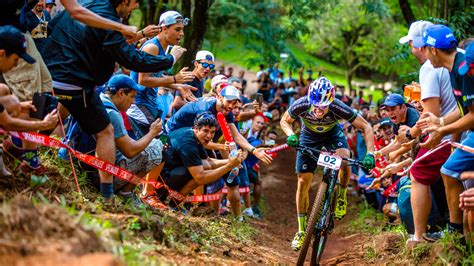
[{"left": 295, "top": 145, "right": 366, "bottom": 168}]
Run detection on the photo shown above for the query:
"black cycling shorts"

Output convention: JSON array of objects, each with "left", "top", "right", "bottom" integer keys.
[{"left": 296, "top": 127, "right": 349, "bottom": 174}]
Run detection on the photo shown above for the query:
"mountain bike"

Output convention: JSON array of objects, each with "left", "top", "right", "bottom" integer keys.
[{"left": 295, "top": 145, "right": 365, "bottom": 265}]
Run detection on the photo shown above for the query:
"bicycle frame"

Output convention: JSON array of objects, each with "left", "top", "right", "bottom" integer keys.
[{"left": 295, "top": 145, "right": 364, "bottom": 265}]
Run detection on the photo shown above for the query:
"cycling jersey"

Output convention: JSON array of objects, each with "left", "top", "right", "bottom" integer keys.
[{"left": 288, "top": 97, "right": 357, "bottom": 135}]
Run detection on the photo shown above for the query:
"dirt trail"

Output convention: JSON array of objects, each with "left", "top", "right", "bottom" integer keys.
[{"left": 255, "top": 146, "right": 369, "bottom": 264}]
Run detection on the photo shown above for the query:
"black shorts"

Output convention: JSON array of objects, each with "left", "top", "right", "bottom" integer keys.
[
  {"left": 161, "top": 166, "right": 193, "bottom": 193},
  {"left": 248, "top": 167, "right": 260, "bottom": 184},
  {"left": 54, "top": 88, "right": 110, "bottom": 135},
  {"left": 296, "top": 127, "right": 349, "bottom": 174}
]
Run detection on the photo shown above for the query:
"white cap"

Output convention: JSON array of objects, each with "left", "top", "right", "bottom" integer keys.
[
  {"left": 159, "top": 11, "right": 189, "bottom": 27},
  {"left": 195, "top": 50, "right": 214, "bottom": 61},
  {"left": 211, "top": 74, "right": 228, "bottom": 90},
  {"left": 399, "top": 20, "right": 433, "bottom": 44}
]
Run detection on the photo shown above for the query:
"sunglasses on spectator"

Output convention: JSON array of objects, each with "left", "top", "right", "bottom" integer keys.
[{"left": 198, "top": 61, "right": 215, "bottom": 70}]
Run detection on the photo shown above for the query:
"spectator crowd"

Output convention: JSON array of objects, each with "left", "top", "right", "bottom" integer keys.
[{"left": 0, "top": 0, "right": 473, "bottom": 250}]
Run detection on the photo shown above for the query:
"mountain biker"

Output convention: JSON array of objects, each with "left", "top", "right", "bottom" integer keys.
[{"left": 280, "top": 77, "right": 375, "bottom": 251}]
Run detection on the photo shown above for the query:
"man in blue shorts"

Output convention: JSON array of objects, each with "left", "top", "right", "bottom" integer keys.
[
  {"left": 416, "top": 25, "right": 474, "bottom": 239},
  {"left": 42, "top": 0, "right": 187, "bottom": 199},
  {"left": 280, "top": 77, "right": 375, "bottom": 250}
]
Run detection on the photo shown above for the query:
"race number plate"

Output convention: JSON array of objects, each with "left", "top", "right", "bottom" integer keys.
[{"left": 317, "top": 152, "right": 342, "bottom": 170}]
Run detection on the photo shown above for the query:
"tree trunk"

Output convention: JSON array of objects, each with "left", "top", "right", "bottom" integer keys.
[
  {"left": 346, "top": 70, "right": 353, "bottom": 91},
  {"left": 175, "top": 0, "right": 212, "bottom": 71},
  {"left": 398, "top": 0, "right": 416, "bottom": 26}
]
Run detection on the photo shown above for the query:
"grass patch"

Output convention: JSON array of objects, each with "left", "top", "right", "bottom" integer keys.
[{"left": 347, "top": 202, "right": 384, "bottom": 234}]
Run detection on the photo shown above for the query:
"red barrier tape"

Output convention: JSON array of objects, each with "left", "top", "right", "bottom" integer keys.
[{"left": 3, "top": 130, "right": 249, "bottom": 203}]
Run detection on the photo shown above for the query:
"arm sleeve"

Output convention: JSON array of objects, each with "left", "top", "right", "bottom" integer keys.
[
  {"left": 104, "top": 40, "right": 174, "bottom": 73},
  {"left": 333, "top": 99, "right": 357, "bottom": 123},
  {"left": 108, "top": 111, "right": 127, "bottom": 139},
  {"left": 420, "top": 67, "right": 442, "bottom": 100},
  {"left": 288, "top": 97, "right": 309, "bottom": 119}
]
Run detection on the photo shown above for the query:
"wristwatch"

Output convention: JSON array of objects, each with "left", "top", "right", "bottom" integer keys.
[
  {"left": 405, "top": 130, "right": 414, "bottom": 140},
  {"left": 249, "top": 147, "right": 256, "bottom": 154}
]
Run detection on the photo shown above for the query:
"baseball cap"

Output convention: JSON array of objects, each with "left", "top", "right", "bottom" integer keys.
[
  {"left": 211, "top": 74, "right": 228, "bottom": 90},
  {"left": 159, "top": 11, "right": 190, "bottom": 27},
  {"left": 413, "top": 24, "right": 457, "bottom": 49},
  {"left": 195, "top": 50, "right": 214, "bottom": 61},
  {"left": 45, "top": 0, "right": 56, "bottom": 5},
  {"left": 0, "top": 25, "right": 35, "bottom": 64},
  {"left": 219, "top": 85, "right": 241, "bottom": 101},
  {"left": 381, "top": 93, "right": 405, "bottom": 107},
  {"left": 107, "top": 74, "right": 143, "bottom": 92},
  {"left": 459, "top": 43, "right": 474, "bottom": 76},
  {"left": 399, "top": 20, "right": 433, "bottom": 44},
  {"left": 379, "top": 118, "right": 394, "bottom": 128}
]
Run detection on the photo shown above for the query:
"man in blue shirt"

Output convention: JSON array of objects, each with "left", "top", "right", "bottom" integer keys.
[
  {"left": 165, "top": 85, "right": 273, "bottom": 165},
  {"left": 42, "top": 0, "right": 187, "bottom": 199}
]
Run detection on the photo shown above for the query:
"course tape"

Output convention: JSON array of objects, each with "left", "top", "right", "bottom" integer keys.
[{"left": 3, "top": 130, "right": 250, "bottom": 203}]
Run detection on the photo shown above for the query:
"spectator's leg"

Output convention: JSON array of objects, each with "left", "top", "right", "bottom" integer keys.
[
  {"left": 411, "top": 177, "right": 432, "bottom": 240},
  {"left": 95, "top": 124, "right": 115, "bottom": 198},
  {"left": 227, "top": 185, "right": 242, "bottom": 218},
  {"left": 441, "top": 173, "right": 464, "bottom": 226},
  {"left": 243, "top": 191, "right": 251, "bottom": 209},
  {"left": 253, "top": 178, "right": 262, "bottom": 208},
  {"left": 142, "top": 162, "right": 164, "bottom": 195}
]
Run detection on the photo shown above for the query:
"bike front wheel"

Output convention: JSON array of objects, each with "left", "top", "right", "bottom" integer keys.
[{"left": 296, "top": 182, "right": 328, "bottom": 266}]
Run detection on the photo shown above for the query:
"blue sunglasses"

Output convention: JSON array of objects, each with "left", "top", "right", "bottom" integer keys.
[{"left": 198, "top": 61, "right": 215, "bottom": 70}]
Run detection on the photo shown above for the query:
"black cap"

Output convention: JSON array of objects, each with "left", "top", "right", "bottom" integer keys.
[{"left": 0, "top": 26, "right": 36, "bottom": 64}]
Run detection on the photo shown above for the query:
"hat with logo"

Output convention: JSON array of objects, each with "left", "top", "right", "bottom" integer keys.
[
  {"left": 107, "top": 74, "right": 143, "bottom": 92},
  {"left": 379, "top": 117, "right": 394, "bottom": 128},
  {"left": 211, "top": 74, "right": 228, "bottom": 90},
  {"left": 219, "top": 85, "right": 241, "bottom": 101},
  {"left": 413, "top": 24, "right": 457, "bottom": 49},
  {"left": 45, "top": 0, "right": 56, "bottom": 6},
  {"left": 459, "top": 43, "right": 474, "bottom": 76},
  {"left": 0, "top": 25, "right": 35, "bottom": 64},
  {"left": 195, "top": 50, "right": 214, "bottom": 61},
  {"left": 380, "top": 93, "right": 405, "bottom": 107},
  {"left": 399, "top": 20, "right": 433, "bottom": 44},
  {"left": 159, "top": 11, "right": 190, "bottom": 27}
]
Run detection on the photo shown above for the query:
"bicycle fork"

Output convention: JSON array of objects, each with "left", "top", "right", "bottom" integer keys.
[{"left": 315, "top": 168, "right": 339, "bottom": 232}]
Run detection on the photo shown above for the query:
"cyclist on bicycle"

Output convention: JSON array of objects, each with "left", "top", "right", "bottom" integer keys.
[{"left": 280, "top": 77, "right": 375, "bottom": 251}]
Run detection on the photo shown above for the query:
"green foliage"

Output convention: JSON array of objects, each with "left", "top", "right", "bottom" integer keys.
[{"left": 348, "top": 202, "right": 384, "bottom": 234}]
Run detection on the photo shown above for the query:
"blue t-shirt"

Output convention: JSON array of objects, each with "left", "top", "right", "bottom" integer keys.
[
  {"left": 164, "top": 97, "right": 234, "bottom": 134},
  {"left": 130, "top": 37, "right": 167, "bottom": 118},
  {"left": 451, "top": 52, "right": 474, "bottom": 115},
  {"left": 156, "top": 91, "right": 173, "bottom": 121},
  {"left": 100, "top": 94, "right": 128, "bottom": 163},
  {"left": 44, "top": 0, "right": 174, "bottom": 90},
  {"left": 393, "top": 107, "right": 420, "bottom": 135}
]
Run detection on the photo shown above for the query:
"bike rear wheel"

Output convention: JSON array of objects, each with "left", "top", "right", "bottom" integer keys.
[{"left": 296, "top": 182, "right": 328, "bottom": 266}]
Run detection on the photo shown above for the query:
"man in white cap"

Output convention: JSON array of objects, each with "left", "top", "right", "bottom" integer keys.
[
  {"left": 128, "top": 10, "right": 196, "bottom": 138},
  {"left": 173, "top": 50, "right": 215, "bottom": 110},
  {"left": 397, "top": 21, "right": 458, "bottom": 247}
]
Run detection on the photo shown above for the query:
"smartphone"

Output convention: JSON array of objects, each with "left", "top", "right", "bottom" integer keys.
[
  {"left": 156, "top": 109, "right": 164, "bottom": 120},
  {"left": 30, "top": 92, "right": 58, "bottom": 120},
  {"left": 165, "top": 45, "right": 173, "bottom": 55},
  {"left": 255, "top": 93, "right": 263, "bottom": 105}
]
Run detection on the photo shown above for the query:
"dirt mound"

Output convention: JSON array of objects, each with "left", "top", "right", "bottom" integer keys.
[{"left": 0, "top": 195, "right": 105, "bottom": 257}]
